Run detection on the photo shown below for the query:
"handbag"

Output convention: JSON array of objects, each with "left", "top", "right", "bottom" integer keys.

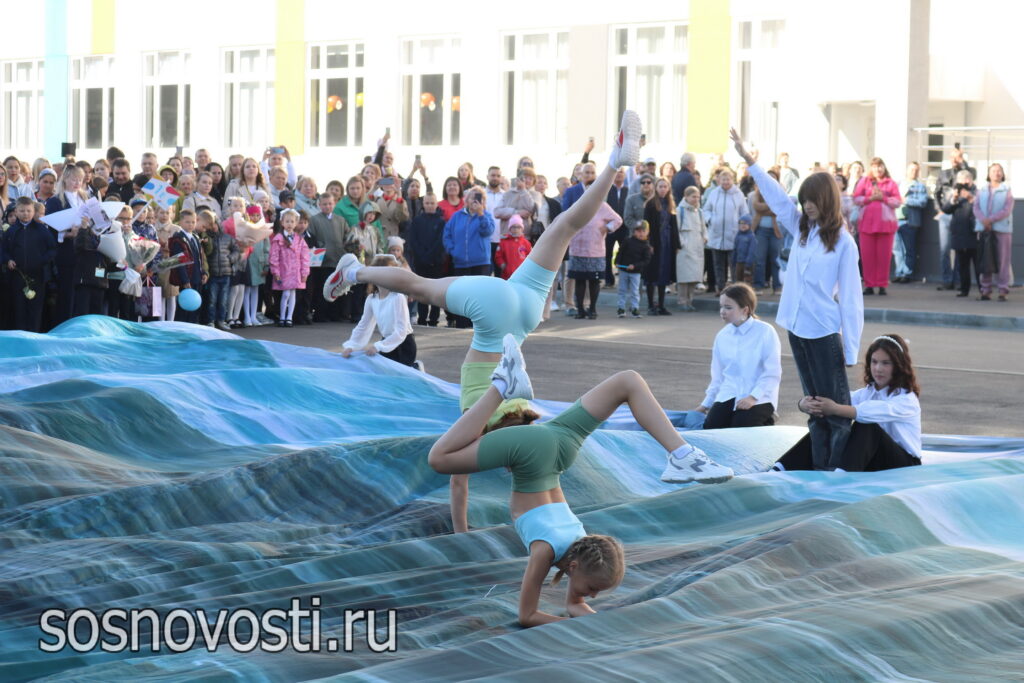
[
  {"left": 978, "top": 231, "right": 999, "bottom": 276},
  {"left": 529, "top": 219, "right": 545, "bottom": 243},
  {"left": 139, "top": 276, "right": 164, "bottom": 317}
]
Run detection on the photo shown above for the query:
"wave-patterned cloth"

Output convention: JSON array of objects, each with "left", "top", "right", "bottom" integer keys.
[{"left": 1, "top": 316, "right": 1022, "bottom": 681}]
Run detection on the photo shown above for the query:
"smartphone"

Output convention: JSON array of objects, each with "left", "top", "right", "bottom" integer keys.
[
  {"left": 175, "top": 145, "right": 184, "bottom": 157},
  {"left": 385, "top": 127, "right": 391, "bottom": 137},
  {"left": 270, "top": 146, "right": 285, "bottom": 155},
  {"left": 61, "top": 142, "right": 77, "bottom": 158},
  {"left": 588, "top": 136, "right": 595, "bottom": 143},
  {"left": 415, "top": 154, "right": 421, "bottom": 162}
]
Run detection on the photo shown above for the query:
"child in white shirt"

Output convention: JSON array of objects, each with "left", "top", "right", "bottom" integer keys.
[{"left": 340, "top": 254, "right": 417, "bottom": 367}]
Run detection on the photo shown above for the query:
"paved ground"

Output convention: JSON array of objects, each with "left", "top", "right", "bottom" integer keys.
[{"left": 235, "top": 290, "right": 1024, "bottom": 438}]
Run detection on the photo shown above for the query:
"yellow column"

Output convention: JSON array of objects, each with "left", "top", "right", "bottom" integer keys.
[
  {"left": 275, "top": 0, "right": 305, "bottom": 154},
  {"left": 91, "top": 0, "right": 115, "bottom": 53},
  {"left": 686, "top": 0, "right": 731, "bottom": 153}
]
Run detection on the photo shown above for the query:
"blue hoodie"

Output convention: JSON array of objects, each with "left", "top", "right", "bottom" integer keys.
[{"left": 443, "top": 208, "right": 494, "bottom": 269}]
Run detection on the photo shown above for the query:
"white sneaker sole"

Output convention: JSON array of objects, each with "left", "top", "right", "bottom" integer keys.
[
  {"left": 323, "top": 254, "right": 358, "bottom": 302},
  {"left": 616, "top": 110, "right": 642, "bottom": 167},
  {"left": 495, "top": 333, "right": 533, "bottom": 400}
]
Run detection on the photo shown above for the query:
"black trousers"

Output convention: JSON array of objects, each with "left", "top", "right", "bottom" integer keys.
[
  {"left": 11, "top": 271, "right": 46, "bottom": 332},
  {"left": 604, "top": 228, "right": 626, "bottom": 285},
  {"left": 74, "top": 285, "right": 106, "bottom": 317},
  {"left": 779, "top": 422, "right": 920, "bottom": 472},
  {"left": 703, "top": 399, "right": 775, "bottom": 430},
  {"left": 381, "top": 334, "right": 417, "bottom": 367},
  {"left": 574, "top": 277, "right": 600, "bottom": 314},
  {"left": 53, "top": 263, "right": 76, "bottom": 326},
  {"left": 955, "top": 248, "right": 977, "bottom": 295}
]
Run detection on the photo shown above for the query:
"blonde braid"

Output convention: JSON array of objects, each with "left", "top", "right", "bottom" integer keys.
[{"left": 551, "top": 534, "right": 625, "bottom": 587}]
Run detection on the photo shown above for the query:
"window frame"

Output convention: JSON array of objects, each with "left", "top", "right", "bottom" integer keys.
[
  {"left": 498, "top": 29, "right": 570, "bottom": 147},
  {"left": 732, "top": 19, "right": 785, "bottom": 154},
  {"left": 69, "top": 55, "right": 116, "bottom": 152},
  {"left": 607, "top": 23, "right": 689, "bottom": 146},
  {"left": 306, "top": 41, "right": 366, "bottom": 149},
  {"left": 142, "top": 50, "right": 192, "bottom": 151},
  {"left": 221, "top": 46, "right": 276, "bottom": 150},
  {"left": 0, "top": 58, "right": 45, "bottom": 152},
  {"left": 399, "top": 36, "right": 462, "bottom": 147}
]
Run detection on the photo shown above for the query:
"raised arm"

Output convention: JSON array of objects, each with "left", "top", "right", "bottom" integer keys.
[{"left": 731, "top": 128, "right": 800, "bottom": 236}]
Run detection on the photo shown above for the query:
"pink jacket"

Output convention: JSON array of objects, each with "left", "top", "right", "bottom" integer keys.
[
  {"left": 853, "top": 176, "right": 901, "bottom": 234},
  {"left": 269, "top": 232, "right": 311, "bottom": 290},
  {"left": 568, "top": 202, "right": 622, "bottom": 258}
]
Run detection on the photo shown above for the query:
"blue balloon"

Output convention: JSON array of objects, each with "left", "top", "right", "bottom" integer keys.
[{"left": 178, "top": 288, "right": 202, "bottom": 311}]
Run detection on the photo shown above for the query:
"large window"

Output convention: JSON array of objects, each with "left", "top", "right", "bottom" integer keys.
[
  {"left": 401, "top": 37, "right": 460, "bottom": 146},
  {"left": 70, "top": 56, "right": 115, "bottom": 151},
  {"left": 610, "top": 24, "right": 688, "bottom": 145},
  {"left": 500, "top": 31, "right": 569, "bottom": 147},
  {"left": 223, "top": 47, "right": 275, "bottom": 149},
  {"left": 1, "top": 59, "right": 45, "bottom": 151},
  {"left": 734, "top": 20, "right": 785, "bottom": 149},
  {"left": 143, "top": 51, "right": 191, "bottom": 149},
  {"left": 308, "top": 42, "right": 364, "bottom": 148}
]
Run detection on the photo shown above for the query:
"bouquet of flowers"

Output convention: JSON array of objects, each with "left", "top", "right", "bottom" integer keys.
[
  {"left": 154, "top": 252, "right": 194, "bottom": 272},
  {"left": 224, "top": 206, "right": 272, "bottom": 248},
  {"left": 125, "top": 234, "right": 161, "bottom": 269}
]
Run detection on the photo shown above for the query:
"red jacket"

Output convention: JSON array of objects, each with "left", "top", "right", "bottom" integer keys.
[{"left": 494, "top": 234, "right": 532, "bottom": 279}]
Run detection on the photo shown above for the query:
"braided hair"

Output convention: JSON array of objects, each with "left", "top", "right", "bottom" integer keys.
[{"left": 552, "top": 534, "right": 625, "bottom": 587}]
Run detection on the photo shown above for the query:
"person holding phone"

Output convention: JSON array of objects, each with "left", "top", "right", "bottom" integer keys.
[{"left": 260, "top": 146, "right": 296, "bottom": 188}]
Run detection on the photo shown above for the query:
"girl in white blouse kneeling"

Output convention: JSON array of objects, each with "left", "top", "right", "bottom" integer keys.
[
  {"left": 698, "top": 284, "right": 782, "bottom": 429},
  {"left": 775, "top": 333, "right": 922, "bottom": 472},
  {"left": 341, "top": 254, "right": 418, "bottom": 368}
]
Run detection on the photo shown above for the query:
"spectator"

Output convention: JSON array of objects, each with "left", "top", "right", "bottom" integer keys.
[
  {"left": 294, "top": 176, "right": 320, "bottom": 217},
  {"left": 731, "top": 215, "right": 756, "bottom": 285},
  {"left": 777, "top": 152, "right": 800, "bottom": 194},
  {"left": 2, "top": 196, "right": 56, "bottom": 331},
  {"left": 201, "top": 209, "right": 240, "bottom": 331},
  {"left": 377, "top": 177, "right": 409, "bottom": 239},
  {"left": 642, "top": 178, "right": 681, "bottom": 316},
  {"left": 562, "top": 162, "right": 596, "bottom": 211},
  {"left": 942, "top": 171, "right": 978, "bottom": 299},
  {"left": 269, "top": 209, "right": 310, "bottom": 328},
  {"left": 974, "top": 163, "right": 1014, "bottom": 302},
  {"left": 223, "top": 158, "right": 268, "bottom": 213},
  {"left": 853, "top": 157, "right": 901, "bottom": 296},
  {"left": 623, "top": 173, "right": 655, "bottom": 230},
  {"left": 703, "top": 168, "right": 745, "bottom": 295},
  {"left": 675, "top": 186, "right": 707, "bottom": 311},
  {"left": 442, "top": 189, "right": 494, "bottom": 327},
  {"left": 334, "top": 176, "right": 367, "bottom": 227},
  {"left": 168, "top": 210, "right": 207, "bottom": 324},
  {"left": 893, "top": 162, "right": 929, "bottom": 283},
  {"left": 437, "top": 176, "right": 465, "bottom": 222},
  {"left": 457, "top": 162, "right": 484, "bottom": 191},
  {"left": 183, "top": 172, "right": 222, "bottom": 217},
  {"left": 751, "top": 169, "right": 783, "bottom": 295},
  {"left": 206, "top": 162, "right": 228, "bottom": 204},
  {"left": 628, "top": 158, "right": 658, "bottom": 194},
  {"left": 4, "top": 156, "right": 31, "bottom": 199},
  {"left": 615, "top": 221, "right": 653, "bottom": 318},
  {"left": 495, "top": 215, "right": 532, "bottom": 281},
  {"left": 406, "top": 193, "right": 448, "bottom": 326},
  {"left": 107, "top": 159, "right": 133, "bottom": 203},
  {"left": 484, "top": 166, "right": 504, "bottom": 213},
  {"left": 306, "top": 192, "right": 351, "bottom": 322},
  {"left": 493, "top": 169, "right": 536, "bottom": 270},
  {"left": 605, "top": 168, "right": 630, "bottom": 287},
  {"left": 659, "top": 162, "right": 677, "bottom": 183},
  {"left": 568, "top": 201, "right": 620, "bottom": 319}
]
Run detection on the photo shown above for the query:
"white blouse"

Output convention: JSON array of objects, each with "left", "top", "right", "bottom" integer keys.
[
  {"left": 343, "top": 291, "right": 414, "bottom": 354},
  {"left": 852, "top": 385, "right": 922, "bottom": 459},
  {"left": 748, "top": 163, "right": 864, "bottom": 365},
  {"left": 703, "top": 317, "right": 782, "bottom": 409}
]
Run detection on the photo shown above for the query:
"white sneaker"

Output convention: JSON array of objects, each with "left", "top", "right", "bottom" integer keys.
[
  {"left": 323, "top": 253, "right": 361, "bottom": 302},
  {"left": 609, "top": 110, "right": 642, "bottom": 168},
  {"left": 660, "top": 446, "right": 734, "bottom": 484},
  {"left": 491, "top": 333, "right": 533, "bottom": 400},
  {"left": 550, "top": 302, "right": 560, "bottom": 311}
]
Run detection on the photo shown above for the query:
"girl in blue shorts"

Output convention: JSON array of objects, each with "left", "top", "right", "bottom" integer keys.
[
  {"left": 426, "top": 335, "right": 733, "bottom": 627},
  {"left": 326, "top": 111, "right": 653, "bottom": 532}
]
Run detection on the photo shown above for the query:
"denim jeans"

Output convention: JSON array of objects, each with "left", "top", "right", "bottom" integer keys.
[
  {"left": 711, "top": 249, "right": 732, "bottom": 292},
  {"left": 893, "top": 221, "right": 916, "bottom": 278},
  {"left": 787, "top": 331, "right": 852, "bottom": 470},
  {"left": 936, "top": 213, "right": 958, "bottom": 286},
  {"left": 617, "top": 272, "right": 641, "bottom": 310},
  {"left": 753, "top": 225, "right": 782, "bottom": 290},
  {"left": 208, "top": 275, "right": 231, "bottom": 323}
]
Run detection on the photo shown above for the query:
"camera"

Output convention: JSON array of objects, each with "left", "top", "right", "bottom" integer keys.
[{"left": 954, "top": 183, "right": 971, "bottom": 192}]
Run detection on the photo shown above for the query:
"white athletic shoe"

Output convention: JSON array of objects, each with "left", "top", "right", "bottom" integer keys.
[
  {"left": 491, "top": 334, "right": 533, "bottom": 401},
  {"left": 323, "top": 253, "right": 361, "bottom": 302},
  {"left": 660, "top": 446, "right": 734, "bottom": 484},
  {"left": 610, "top": 110, "right": 642, "bottom": 168}
]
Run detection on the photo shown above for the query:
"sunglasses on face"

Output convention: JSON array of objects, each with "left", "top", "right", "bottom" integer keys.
[{"left": 640, "top": 180, "right": 653, "bottom": 185}]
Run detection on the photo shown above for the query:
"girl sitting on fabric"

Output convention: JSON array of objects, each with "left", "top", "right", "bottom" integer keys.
[
  {"left": 773, "top": 333, "right": 921, "bottom": 472},
  {"left": 341, "top": 254, "right": 417, "bottom": 367},
  {"left": 428, "top": 335, "right": 733, "bottom": 627}
]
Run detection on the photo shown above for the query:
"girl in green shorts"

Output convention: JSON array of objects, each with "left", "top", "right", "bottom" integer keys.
[
  {"left": 427, "top": 335, "right": 734, "bottom": 627},
  {"left": 327, "top": 111, "right": 650, "bottom": 532}
]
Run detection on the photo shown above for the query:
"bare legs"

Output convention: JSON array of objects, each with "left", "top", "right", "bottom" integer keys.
[
  {"left": 428, "top": 385, "right": 503, "bottom": 474},
  {"left": 579, "top": 370, "right": 687, "bottom": 453},
  {"left": 353, "top": 267, "right": 456, "bottom": 309},
  {"left": 528, "top": 163, "right": 621, "bottom": 272}
]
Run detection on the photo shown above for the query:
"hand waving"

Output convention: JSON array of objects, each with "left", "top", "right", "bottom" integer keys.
[{"left": 729, "top": 128, "right": 757, "bottom": 166}]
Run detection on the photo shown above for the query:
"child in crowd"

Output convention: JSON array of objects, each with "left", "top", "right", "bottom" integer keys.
[
  {"left": 168, "top": 209, "right": 207, "bottom": 324},
  {"left": 244, "top": 218, "right": 270, "bottom": 327},
  {"left": 154, "top": 206, "right": 181, "bottom": 322},
  {"left": 676, "top": 186, "right": 707, "bottom": 311},
  {"left": 341, "top": 254, "right": 417, "bottom": 367},
  {"left": 731, "top": 215, "right": 756, "bottom": 286},
  {"left": 2, "top": 196, "right": 56, "bottom": 332},
  {"left": 269, "top": 208, "right": 310, "bottom": 327},
  {"left": 387, "top": 235, "right": 411, "bottom": 270},
  {"left": 698, "top": 284, "right": 782, "bottom": 429},
  {"left": 495, "top": 214, "right": 532, "bottom": 280},
  {"left": 405, "top": 192, "right": 448, "bottom": 327},
  {"left": 775, "top": 333, "right": 921, "bottom": 472},
  {"left": 200, "top": 209, "right": 239, "bottom": 331},
  {"left": 615, "top": 221, "right": 653, "bottom": 318}
]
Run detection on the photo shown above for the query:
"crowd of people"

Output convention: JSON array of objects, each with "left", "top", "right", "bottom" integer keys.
[
  {"left": 1, "top": 126, "right": 1014, "bottom": 338},
  {"left": 0, "top": 109, "right": 950, "bottom": 627}
]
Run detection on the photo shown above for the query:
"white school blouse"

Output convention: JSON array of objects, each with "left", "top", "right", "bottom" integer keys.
[
  {"left": 342, "top": 291, "right": 414, "bottom": 354},
  {"left": 748, "top": 163, "right": 864, "bottom": 365},
  {"left": 702, "top": 317, "right": 782, "bottom": 410},
  {"left": 851, "top": 385, "right": 922, "bottom": 459}
]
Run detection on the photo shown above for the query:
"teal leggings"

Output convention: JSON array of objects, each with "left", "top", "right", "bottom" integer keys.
[{"left": 444, "top": 259, "right": 556, "bottom": 352}]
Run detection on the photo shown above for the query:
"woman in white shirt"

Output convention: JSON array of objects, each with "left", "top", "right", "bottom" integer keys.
[
  {"left": 775, "top": 334, "right": 921, "bottom": 472},
  {"left": 698, "top": 284, "right": 782, "bottom": 429},
  {"left": 340, "top": 254, "right": 417, "bottom": 367},
  {"left": 731, "top": 128, "right": 864, "bottom": 470}
]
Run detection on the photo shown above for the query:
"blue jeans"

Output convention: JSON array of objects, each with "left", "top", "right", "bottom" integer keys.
[
  {"left": 936, "top": 213, "right": 958, "bottom": 286},
  {"left": 753, "top": 225, "right": 782, "bottom": 290},
  {"left": 893, "top": 221, "right": 917, "bottom": 278},
  {"left": 208, "top": 275, "right": 231, "bottom": 323},
  {"left": 617, "top": 271, "right": 641, "bottom": 310},
  {"left": 787, "top": 331, "right": 852, "bottom": 470}
]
